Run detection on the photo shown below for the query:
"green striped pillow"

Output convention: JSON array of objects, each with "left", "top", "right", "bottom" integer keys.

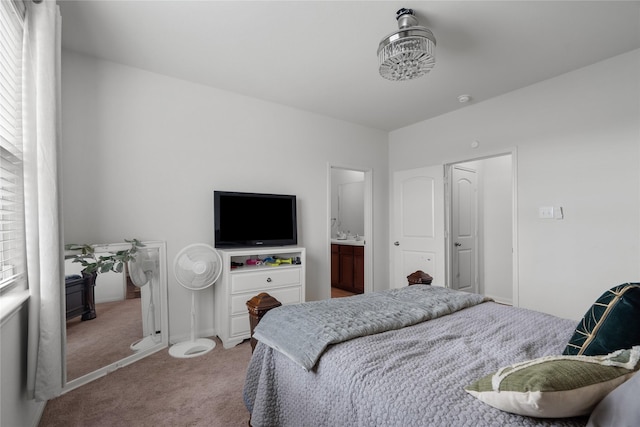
[{"left": 465, "top": 347, "right": 639, "bottom": 418}]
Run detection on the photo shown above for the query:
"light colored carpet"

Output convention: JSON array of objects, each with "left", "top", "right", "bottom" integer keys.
[{"left": 39, "top": 338, "right": 253, "bottom": 426}]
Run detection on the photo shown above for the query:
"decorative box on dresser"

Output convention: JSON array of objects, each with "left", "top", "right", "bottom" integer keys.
[{"left": 215, "top": 246, "right": 305, "bottom": 349}]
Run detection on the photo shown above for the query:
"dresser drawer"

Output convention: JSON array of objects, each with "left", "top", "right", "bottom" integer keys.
[
  {"left": 231, "top": 268, "right": 301, "bottom": 294},
  {"left": 230, "top": 285, "right": 301, "bottom": 316},
  {"left": 230, "top": 313, "right": 251, "bottom": 338}
]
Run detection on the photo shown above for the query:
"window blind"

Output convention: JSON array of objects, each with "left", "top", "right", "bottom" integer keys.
[{"left": 0, "top": 0, "right": 26, "bottom": 292}]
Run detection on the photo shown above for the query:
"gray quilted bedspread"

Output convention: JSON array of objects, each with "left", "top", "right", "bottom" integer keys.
[
  {"left": 252, "top": 285, "right": 488, "bottom": 370},
  {"left": 244, "top": 300, "right": 588, "bottom": 427}
]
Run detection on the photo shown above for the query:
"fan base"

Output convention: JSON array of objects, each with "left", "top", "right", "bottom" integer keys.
[
  {"left": 168, "top": 338, "right": 216, "bottom": 359},
  {"left": 130, "top": 335, "right": 160, "bottom": 352}
]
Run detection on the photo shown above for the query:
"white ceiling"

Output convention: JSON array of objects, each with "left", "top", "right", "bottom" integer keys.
[{"left": 58, "top": 1, "right": 640, "bottom": 131}]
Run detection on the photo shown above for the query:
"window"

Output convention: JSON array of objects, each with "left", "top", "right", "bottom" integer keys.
[{"left": 0, "top": 0, "right": 26, "bottom": 293}]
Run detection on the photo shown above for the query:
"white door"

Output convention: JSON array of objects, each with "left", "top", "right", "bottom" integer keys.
[
  {"left": 392, "top": 166, "right": 445, "bottom": 288},
  {"left": 451, "top": 166, "right": 478, "bottom": 293}
]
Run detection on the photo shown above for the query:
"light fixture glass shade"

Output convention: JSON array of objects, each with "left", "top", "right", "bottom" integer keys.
[{"left": 378, "top": 9, "right": 436, "bottom": 81}]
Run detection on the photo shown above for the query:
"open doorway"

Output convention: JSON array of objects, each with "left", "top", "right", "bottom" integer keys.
[
  {"left": 328, "top": 165, "right": 373, "bottom": 298},
  {"left": 446, "top": 154, "right": 514, "bottom": 305}
]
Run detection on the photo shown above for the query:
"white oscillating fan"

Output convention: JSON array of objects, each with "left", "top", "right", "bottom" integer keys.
[
  {"left": 169, "top": 243, "right": 222, "bottom": 358},
  {"left": 127, "top": 248, "right": 161, "bottom": 352}
]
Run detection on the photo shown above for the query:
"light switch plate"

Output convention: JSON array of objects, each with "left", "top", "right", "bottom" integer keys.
[{"left": 539, "top": 206, "right": 554, "bottom": 219}]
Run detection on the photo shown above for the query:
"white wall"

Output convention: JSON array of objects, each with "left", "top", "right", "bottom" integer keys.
[
  {"left": 389, "top": 49, "right": 640, "bottom": 320},
  {"left": 61, "top": 50, "right": 389, "bottom": 342},
  {"left": 1, "top": 308, "right": 44, "bottom": 427}
]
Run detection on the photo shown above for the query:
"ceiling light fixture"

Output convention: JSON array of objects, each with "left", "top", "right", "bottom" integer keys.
[{"left": 377, "top": 8, "right": 436, "bottom": 81}]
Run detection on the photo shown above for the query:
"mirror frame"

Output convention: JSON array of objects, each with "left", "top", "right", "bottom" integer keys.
[{"left": 62, "top": 240, "right": 169, "bottom": 393}]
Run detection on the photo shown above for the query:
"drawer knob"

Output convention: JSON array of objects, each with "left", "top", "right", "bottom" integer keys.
[{"left": 266, "top": 277, "right": 272, "bottom": 283}]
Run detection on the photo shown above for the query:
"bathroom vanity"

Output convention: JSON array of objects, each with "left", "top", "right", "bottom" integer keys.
[{"left": 331, "top": 240, "right": 364, "bottom": 294}]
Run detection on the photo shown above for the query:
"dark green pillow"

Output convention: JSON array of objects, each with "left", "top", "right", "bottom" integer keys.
[{"left": 564, "top": 283, "right": 640, "bottom": 356}]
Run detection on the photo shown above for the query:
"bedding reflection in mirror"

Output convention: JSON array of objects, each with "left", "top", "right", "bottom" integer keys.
[{"left": 64, "top": 244, "right": 163, "bottom": 382}]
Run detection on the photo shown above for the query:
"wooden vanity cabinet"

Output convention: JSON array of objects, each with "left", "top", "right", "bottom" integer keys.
[
  {"left": 331, "top": 244, "right": 364, "bottom": 294},
  {"left": 331, "top": 244, "right": 340, "bottom": 286},
  {"left": 353, "top": 246, "right": 364, "bottom": 293}
]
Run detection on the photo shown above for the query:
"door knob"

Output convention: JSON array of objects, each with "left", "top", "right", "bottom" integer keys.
[
  {"left": 394, "top": 241, "right": 400, "bottom": 246},
  {"left": 454, "top": 242, "right": 462, "bottom": 247}
]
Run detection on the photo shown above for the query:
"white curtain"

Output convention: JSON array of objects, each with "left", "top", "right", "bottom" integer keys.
[{"left": 24, "top": 0, "right": 64, "bottom": 401}]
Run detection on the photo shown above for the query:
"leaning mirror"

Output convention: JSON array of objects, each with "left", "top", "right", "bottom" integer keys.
[{"left": 62, "top": 240, "right": 168, "bottom": 392}]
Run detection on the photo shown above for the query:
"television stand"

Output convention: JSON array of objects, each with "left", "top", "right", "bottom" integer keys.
[{"left": 215, "top": 246, "right": 305, "bottom": 349}]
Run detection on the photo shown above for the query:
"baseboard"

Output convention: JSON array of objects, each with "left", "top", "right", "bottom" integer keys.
[
  {"left": 62, "top": 344, "right": 166, "bottom": 394},
  {"left": 485, "top": 294, "right": 512, "bottom": 306},
  {"left": 31, "top": 400, "right": 46, "bottom": 427}
]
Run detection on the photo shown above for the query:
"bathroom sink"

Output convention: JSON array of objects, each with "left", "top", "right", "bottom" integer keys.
[{"left": 331, "top": 238, "right": 365, "bottom": 246}]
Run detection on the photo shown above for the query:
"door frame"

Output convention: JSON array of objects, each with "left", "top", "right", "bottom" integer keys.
[
  {"left": 327, "top": 164, "right": 374, "bottom": 296},
  {"left": 444, "top": 148, "right": 519, "bottom": 306}
]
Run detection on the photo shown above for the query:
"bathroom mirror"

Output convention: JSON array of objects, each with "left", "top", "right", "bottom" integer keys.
[
  {"left": 331, "top": 169, "right": 365, "bottom": 238},
  {"left": 62, "top": 240, "right": 168, "bottom": 392},
  {"left": 337, "top": 180, "right": 365, "bottom": 237}
]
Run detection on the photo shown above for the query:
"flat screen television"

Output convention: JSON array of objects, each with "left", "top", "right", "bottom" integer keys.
[{"left": 214, "top": 191, "right": 298, "bottom": 248}]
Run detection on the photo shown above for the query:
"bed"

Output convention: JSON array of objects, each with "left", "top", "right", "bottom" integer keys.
[{"left": 243, "top": 284, "right": 640, "bottom": 427}]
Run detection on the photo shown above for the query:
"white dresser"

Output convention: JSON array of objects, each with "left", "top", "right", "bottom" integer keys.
[{"left": 215, "top": 246, "right": 305, "bottom": 349}]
